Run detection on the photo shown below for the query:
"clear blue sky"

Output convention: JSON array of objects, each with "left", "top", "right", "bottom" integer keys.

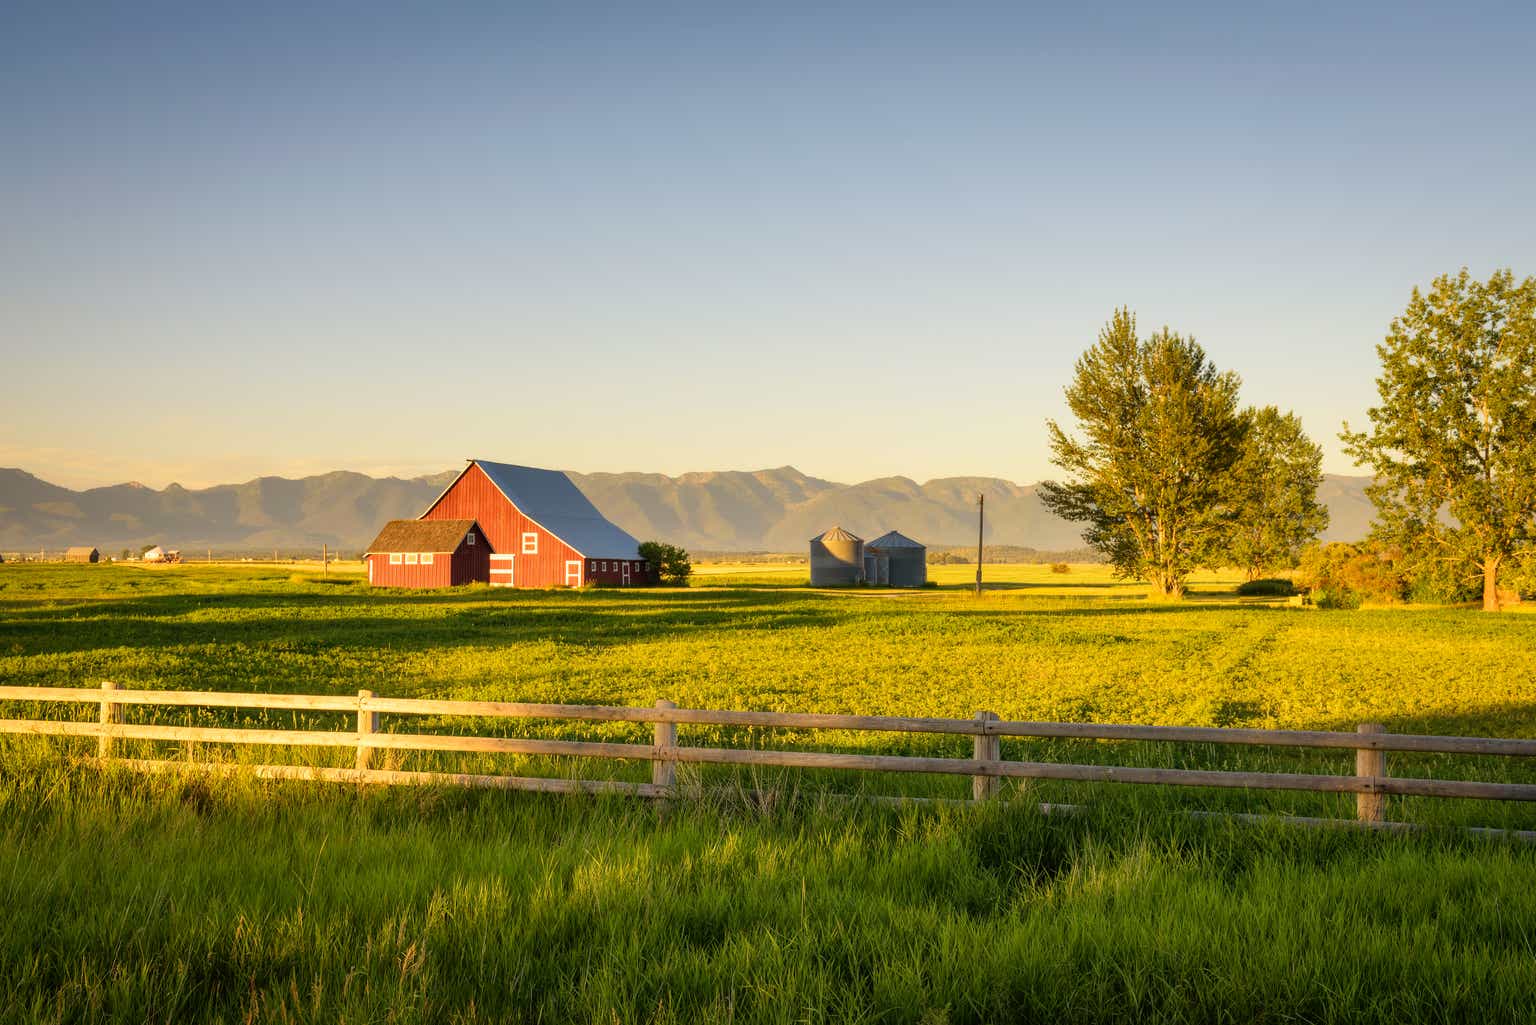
[{"left": 3, "top": 2, "right": 1533, "bottom": 489}]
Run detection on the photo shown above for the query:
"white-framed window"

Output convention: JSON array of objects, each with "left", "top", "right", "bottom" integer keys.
[
  {"left": 389, "top": 553, "right": 402, "bottom": 565},
  {"left": 405, "top": 553, "right": 418, "bottom": 565},
  {"left": 467, "top": 532, "right": 476, "bottom": 546},
  {"left": 421, "top": 553, "right": 434, "bottom": 565},
  {"left": 522, "top": 532, "right": 538, "bottom": 554}
]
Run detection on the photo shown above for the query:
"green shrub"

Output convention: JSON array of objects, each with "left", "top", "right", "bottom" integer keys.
[
  {"left": 1406, "top": 570, "right": 1478, "bottom": 606},
  {"left": 1314, "top": 586, "right": 1362, "bottom": 610},
  {"left": 1499, "top": 555, "right": 1536, "bottom": 601},
  {"left": 1049, "top": 563, "right": 1070, "bottom": 574},
  {"left": 638, "top": 541, "right": 692, "bottom": 586},
  {"left": 1236, "top": 578, "right": 1296, "bottom": 597},
  {"left": 1295, "top": 542, "right": 1407, "bottom": 607}
]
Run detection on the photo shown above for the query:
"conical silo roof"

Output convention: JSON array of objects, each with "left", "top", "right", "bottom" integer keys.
[{"left": 811, "top": 525, "right": 863, "bottom": 543}]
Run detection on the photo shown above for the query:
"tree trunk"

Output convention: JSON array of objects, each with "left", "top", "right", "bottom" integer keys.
[
  {"left": 1148, "top": 570, "right": 1185, "bottom": 600},
  {"left": 1483, "top": 556, "right": 1502, "bottom": 612}
]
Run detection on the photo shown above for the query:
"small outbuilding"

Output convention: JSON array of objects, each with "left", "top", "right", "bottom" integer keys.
[
  {"left": 809, "top": 526, "right": 865, "bottom": 586},
  {"left": 866, "top": 531, "right": 927, "bottom": 587},
  {"left": 365, "top": 519, "right": 491, "bottom": 588},
  {"left": 65, "top": 546, "right": 100, "bottom": 564}
]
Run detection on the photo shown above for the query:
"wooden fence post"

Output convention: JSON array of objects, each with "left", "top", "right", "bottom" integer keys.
[
  {"left": 1356, "top": 722, "right": 1386, "bottom": 823},
  {"left": 973, "top": 710, "right": 1000, "bottom": 800},
  {"left": 357, "top": 689, "right": 378, "bottom": 772},
  {"left": 653, "top": 699, "right": 677, "bottom": 793},
  {"left": 98, "top": 681, "right": 122, "bottom": 759}
]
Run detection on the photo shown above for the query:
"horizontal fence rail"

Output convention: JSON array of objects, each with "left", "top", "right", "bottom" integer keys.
[{"left": 1, "top": 684, "right": 1534, "bottom": 837}]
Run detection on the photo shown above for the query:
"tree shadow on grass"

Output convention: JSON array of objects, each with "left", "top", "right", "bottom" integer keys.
[{"left": 0, "top": 585, "right": 862, "bottom": 658}]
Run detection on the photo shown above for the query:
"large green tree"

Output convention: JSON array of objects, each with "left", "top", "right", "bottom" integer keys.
[
  {"left": 1341, "top": 268, "right": 1536, "bottom": 611},
  {"left": 1042, "top": 309, "right": 1247, "bottom": 598},
  {"left": 1227, "top": 406, "right": 1329, "bottom": 580}
]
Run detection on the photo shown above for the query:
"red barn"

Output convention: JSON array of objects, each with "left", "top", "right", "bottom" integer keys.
[
  {"left": 364, "top": 519, "right": 490, "bottom": 588},
  {"left": 421, "top": 460, "right": 652, "bottom": 588}
]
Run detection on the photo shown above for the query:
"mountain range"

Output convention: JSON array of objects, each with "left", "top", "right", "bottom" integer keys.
[{"left": 0, "top": 465, "right": 1377, "bottom": 556}]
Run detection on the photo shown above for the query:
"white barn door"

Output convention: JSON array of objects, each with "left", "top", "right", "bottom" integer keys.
[{"left": 489, "top": 554, "right": 515, "bottom": 587}]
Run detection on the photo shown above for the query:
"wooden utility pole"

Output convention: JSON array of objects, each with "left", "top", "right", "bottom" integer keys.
[
  {"left": 322, "top": 543, "right": 328, "bottom": 577},
  {"left": 974, "top": 492, "right": 984, "bottom": 596}
]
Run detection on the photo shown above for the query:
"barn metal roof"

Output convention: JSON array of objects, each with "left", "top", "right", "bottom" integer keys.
[
  {"left": 810, "top": 525, "right": 863, "bottom": 543},
  {"left": 367, "top": 519, "right": 481, "bottom": 554},
  {"left": 470, "top": 460, "right": 642, "bottom": 559},
  {"left": 866, "top": 530, "right": 925, "bottom": 551},
  {"left": 65, "top": 546, "right": 99, "bottom": 557}
]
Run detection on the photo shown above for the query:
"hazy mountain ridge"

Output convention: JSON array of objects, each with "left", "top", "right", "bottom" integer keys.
[{"left": 0, "top": 466, "right": 1377, "bottom": 554}]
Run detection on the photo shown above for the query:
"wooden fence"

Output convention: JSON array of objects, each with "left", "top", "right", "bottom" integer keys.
[{"left": 2, "top": 683, "right": 1535, "bottom": 836}]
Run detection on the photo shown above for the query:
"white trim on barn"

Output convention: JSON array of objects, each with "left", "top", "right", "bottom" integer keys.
[{"left": 489, "top": 554, "right": 515, "bottom": 587}]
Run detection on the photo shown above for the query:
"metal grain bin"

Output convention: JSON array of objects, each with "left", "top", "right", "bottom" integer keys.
[
  {"left": 866, "top": 530, "right": 926, "bottom": 587},
  {"left": 809, "top": 526, "right": 865, "bottom": 586}
]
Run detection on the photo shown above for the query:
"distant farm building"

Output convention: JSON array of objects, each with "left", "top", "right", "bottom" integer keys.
[
  {"left": 65, "top": 547, "right": 100, "bottom": 564},
  {"left": 811, "top": 527, "right": 927, "bottom": 587},
  {"left": 867, "top": 531, "right": 927, "bottom": 587},
  {"left": 365, "top": 519, "right": 489, "bottom": 588},
  {"left": 419, "top": 460, "right": 652, "bottom": 588},
  {"left": 809, "top": 526, "right": 865, "bottom": 586}
]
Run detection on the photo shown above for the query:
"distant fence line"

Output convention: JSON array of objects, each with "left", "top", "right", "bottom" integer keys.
[{"left": 1, "top": 683, "right": 1534, "bottom": 838}]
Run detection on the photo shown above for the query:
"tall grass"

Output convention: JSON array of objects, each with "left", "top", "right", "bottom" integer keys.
[{"left": 3, "top": 754, "right": 1535, "bottom": 1024}]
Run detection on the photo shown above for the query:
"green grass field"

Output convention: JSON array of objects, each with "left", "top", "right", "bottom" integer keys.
[{"left": 3, "top": 563, "right": 1535, "bottom": 1023}]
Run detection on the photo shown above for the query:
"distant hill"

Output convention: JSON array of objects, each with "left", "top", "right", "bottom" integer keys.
[{"left": 0, "top": 465, "right": 1377, "bottom": 555}]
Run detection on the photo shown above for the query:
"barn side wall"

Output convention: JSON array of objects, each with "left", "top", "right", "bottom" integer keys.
[
  {"left": 583, "top": 558, "right": 652, "bottom": 586},
  {"left": 366, "top": 553, "right": 455, "bottom": 589},
  {"left": 423, "top": 464, "right": 585, "bottom": 587}
]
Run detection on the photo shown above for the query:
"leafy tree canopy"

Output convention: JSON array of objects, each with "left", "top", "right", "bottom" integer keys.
[
  {"left": 638, "top": 541, "right": 693, "bottom": 586},
  {"left": 1042, "top": 309, "right": 1247, "bottom": 598},
  {"left": 1228, "top": 406, "right": 1328, "bottom": 580},
  {"left": 1341, "top": 268, "right": 1536, "bottom": 611}
]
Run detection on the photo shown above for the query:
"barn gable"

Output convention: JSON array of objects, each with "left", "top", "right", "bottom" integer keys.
[{"left": 424, "top": 460, "right": 640, "bottom": 560}]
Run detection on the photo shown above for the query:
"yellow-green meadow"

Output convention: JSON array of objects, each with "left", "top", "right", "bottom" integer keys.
[{"left": 3, "top": 562, "right": 1534, "bottom": 1023}]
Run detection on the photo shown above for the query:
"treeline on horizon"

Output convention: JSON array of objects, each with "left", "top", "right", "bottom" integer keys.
[{"left": 1042, "top": 268, "right": 1536, "bottom": 612}]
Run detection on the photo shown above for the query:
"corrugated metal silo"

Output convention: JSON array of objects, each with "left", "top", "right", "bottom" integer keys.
[
  {"left": 863, "top": 552, "right": 889, "bottom": 585},
  {"left": 810, "top": 526, "right": 865, "bottom": 585},
  {"left": 867, "top": 530, "right": 926, "bottom": 587}
]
